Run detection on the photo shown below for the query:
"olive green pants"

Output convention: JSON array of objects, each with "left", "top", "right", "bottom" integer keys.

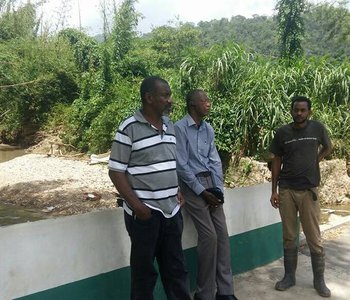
[{"left": 279, "top": 187, "right": 323, "bottom": 254}]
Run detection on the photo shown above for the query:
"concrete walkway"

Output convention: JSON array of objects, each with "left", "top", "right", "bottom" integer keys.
[{"left": 233, "top": 215, "right": 350, "bottom": 300}]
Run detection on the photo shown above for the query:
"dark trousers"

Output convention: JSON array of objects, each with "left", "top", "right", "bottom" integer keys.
[{"left": 124, "top": 210, "right": 191, "bottom": 300}]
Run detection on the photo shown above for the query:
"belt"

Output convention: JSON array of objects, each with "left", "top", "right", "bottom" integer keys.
[{"left": 196, "top": 171, "right": 211, "bottom": 178}]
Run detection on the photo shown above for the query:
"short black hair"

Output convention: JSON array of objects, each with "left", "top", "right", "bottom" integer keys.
[
  {"left": 186, "top": 89, "right": 205, "bottom": 112},
  {"left": 140, "top": 76, "right": 168, "bottom": 101},
  {"left": 291, "top": 95, "right": 312, "bottom": 110}
]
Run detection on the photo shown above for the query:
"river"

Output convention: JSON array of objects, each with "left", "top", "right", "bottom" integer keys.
[
  {"left": 0, "top": 203, "right": 46, "bottom": 226},
  {"left": 0, "top": 147, "right": 47, "bottom": 226},
  {"left": 0, "top": 147, "right": 26, "bottom": 163}
]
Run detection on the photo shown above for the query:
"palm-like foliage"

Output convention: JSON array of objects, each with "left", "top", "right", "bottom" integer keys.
[
  {"left": 1, "top": 1, "right": 349, "bottom": 161},
  {"left": 179, "top": 43, "right": 350, "bottom": 162}
]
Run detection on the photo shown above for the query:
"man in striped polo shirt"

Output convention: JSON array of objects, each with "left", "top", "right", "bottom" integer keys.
[{"left": 108, "top": 76, "right": 191, "bottom": 300}]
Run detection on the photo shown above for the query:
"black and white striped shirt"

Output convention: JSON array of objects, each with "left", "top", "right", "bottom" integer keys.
[{"left": 109, "top": 109, "right": 179, "bottom": 218}]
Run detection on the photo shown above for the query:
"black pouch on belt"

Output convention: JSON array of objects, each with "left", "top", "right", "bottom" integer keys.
[{"left": 308, "top": 188, "right": 318, "bottom": 201}]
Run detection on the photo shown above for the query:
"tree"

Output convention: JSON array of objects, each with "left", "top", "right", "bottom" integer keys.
[
  {"left": 149, "top": 23, "right": 201, "bottom": 68},
  {"left": 0, "top": 37, "right": 78, "bottom": 145},
  {"left": 304, "top": 1, "right": 350, "bottom": 58},
  {"left": 58, "top": 28, "right": 100, "bottom": 73},
  {"left": 0, "top": 1, "right": 39, "bottom": 41},
  {"left": 275, "top": 0, "right": 306, "bottom": 62},
  {"left": 110, "top": 0, "right": 138, "bottom": 64}
]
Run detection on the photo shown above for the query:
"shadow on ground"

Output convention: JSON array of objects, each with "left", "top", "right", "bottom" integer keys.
[{"left": 0, "top": 179, "right": 115, "bottom": 216}]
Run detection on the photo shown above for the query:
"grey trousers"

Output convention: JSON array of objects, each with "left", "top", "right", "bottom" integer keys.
[{"left": 181, "top": 182, "right": 234, "bottom": 300}]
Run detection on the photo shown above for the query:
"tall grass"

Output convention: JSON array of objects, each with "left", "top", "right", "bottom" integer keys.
[{"left": 180, "top": 43, "right": 350, "bottom": 161}]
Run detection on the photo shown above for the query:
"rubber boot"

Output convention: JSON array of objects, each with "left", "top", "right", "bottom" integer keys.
[
  {"left": 275, "top": 247, "right": 298, "bottom": 291},
  {"left": 311, "top": 251, "right": 331, "bottom": 297}
]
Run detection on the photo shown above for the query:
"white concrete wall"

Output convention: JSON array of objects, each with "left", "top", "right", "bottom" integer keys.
[
  {"left": 0, "top": 210, "right": 127, "bottom": 299},
  {"left": 0, "top": 183, "right": 280, "bottom": 300},
  {"left": 182, "top": 183, "right": 280, "bottom": 248}
]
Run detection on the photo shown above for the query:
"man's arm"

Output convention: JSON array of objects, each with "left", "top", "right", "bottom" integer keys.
[
  {"left": 318, "top": 143, "right": 332, "bottom": 162},
  {"left": 109, "top": 170, "right": 151, "bottom": 220},
  {"left": 205, "top": 130, "right": 224, "bottom": 207},
  {"left": 175, "top": 123, "right": 221, "bottom": 207},
  {"left": 318, "top": 123, "right": 333, "bottom": 161},
  {"left": 174, "top": 124, "right": 204, "bottom": 195},
  {"left": 270, "top": 155, "right": 282, "bottom": 209},
  {"left": 318, "top": 145, "right": 332, "bottom": 162},
  {"left": 207, "top": 132, "right": 224, "bottom": 191}
]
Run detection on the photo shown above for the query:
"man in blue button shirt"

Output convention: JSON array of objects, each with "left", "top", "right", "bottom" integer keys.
[{"left": 175, "top": 89, "right": 237, "bottom": 300}]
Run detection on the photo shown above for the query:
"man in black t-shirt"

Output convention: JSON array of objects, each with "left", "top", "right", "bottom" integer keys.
[{"left": 270, "top": 96, "right": 332, "bottom": 297}]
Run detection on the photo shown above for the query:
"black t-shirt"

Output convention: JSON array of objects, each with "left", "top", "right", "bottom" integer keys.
[{"left": 270, "top": 120, "right": 332, "bottom": 189}]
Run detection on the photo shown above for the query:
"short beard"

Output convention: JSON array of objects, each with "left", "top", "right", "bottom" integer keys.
[{"left": 293, "top": 117, "right": 308, "bottom": 124}]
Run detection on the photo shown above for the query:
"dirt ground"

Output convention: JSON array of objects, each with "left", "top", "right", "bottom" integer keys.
[{"left": 0, "top": 135, "right": 349, "bottom": 217}]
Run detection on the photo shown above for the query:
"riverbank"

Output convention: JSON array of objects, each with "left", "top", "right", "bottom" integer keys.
[
  {"left": 0, "top": 153, "right": 116, "bottom": 216},
  {"left": 0, "top": 152, "right": 349, "bottom": 217}
]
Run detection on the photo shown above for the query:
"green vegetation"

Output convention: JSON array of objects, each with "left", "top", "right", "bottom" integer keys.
[
  {"left": 276, "top": 0, "right": 306, "bottom": 63},
  {"left": 0, "top": 0, "right": 349, "bottom": 167}
]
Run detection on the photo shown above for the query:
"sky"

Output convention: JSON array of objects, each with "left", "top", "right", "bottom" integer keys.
[
  {"left": 39, "top": 0, "right": 276, "bottom": 35},
  {"left": 135, "top": 0, "right": 277, "bottom": 33},
  {"left": 39, "top": 0, "right": 344, "bottom": 36}
]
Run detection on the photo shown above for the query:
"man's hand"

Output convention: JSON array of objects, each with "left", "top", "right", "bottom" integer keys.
[
  {"left": 201, "top": 190, "right": 221, "bottom": 208},
  {"left": 133, "top": 202, "right": 152, "bottom": 220},
  {"left": 177, "top": 190, "right": 185, "bottom": 207},
  {"left": 270, "top": 192, "right": 280, "bottom": 209},
  {"left": 109, "top": 170, "right": 152, "bottom": 220}
]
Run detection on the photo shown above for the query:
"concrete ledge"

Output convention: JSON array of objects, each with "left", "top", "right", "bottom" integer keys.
[
  {"left": 1, "top": 183, "right": 283, "bottom": 300},
  {"left": 300, "top": 214, "right": 350, "bottom": 246}
]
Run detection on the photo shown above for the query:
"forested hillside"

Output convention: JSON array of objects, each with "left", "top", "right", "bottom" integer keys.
[
  {"left": 1, "top": 0, "right": 349, "bottom": 165},
  {"left": 191, "top": 2, "right": 350, "bottom": 58}
]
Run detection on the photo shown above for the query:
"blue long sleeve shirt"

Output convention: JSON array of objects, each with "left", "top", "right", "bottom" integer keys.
[{"left": 174, "top": 114, "right": 224, "bottom": 195}]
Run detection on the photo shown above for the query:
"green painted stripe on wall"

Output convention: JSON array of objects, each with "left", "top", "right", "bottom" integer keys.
[
  {"left": 183, "top": 221, "right": 284, "bottom": 283},
  {"left": 16, "top": 222, "right": 283, "bottom": 300},
  {"left": 231, "top": 222, "right": 283, "bottom": 274},
  {"left": 15, "top": 267, "right": 131, "bottom": 300}
]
